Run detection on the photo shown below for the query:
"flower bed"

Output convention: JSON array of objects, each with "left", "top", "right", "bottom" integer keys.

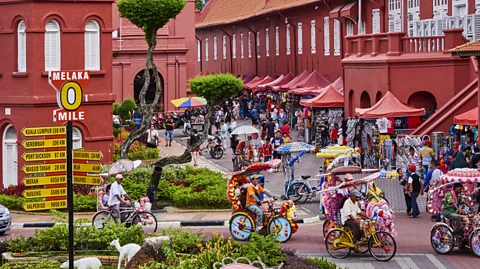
[{"left": 113, "top": 129, "right": 159, "bottom": 162}]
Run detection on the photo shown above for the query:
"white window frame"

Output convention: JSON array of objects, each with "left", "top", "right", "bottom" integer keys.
[
  {"left": 346, "top": 21, "right": 354, "bottom": 36},
  {"left": 2, "top": 125, "right": 17, "bottom": 188},
  {"left": 213, "top": 36, "right": 217, "bottom": 60},
  {"left": 286, "top": 24, "right": 291, "bottom": 55},
  {"left": 240, "top": 33, "right": 244, "bottom": 59},
  {"left": 232, "top": 34, "right": 237, "bottom": 59},
  {"left": 333, "top": 19, "right": 340, "bottom": 56},
  {"left": 476, "top": 0, "right": 480, "bottom": 14},
  {"left": 248, "top": 32, "right": 252, "bottom": 58},
  {"left": 222, "top": 35, "right": 227, "bottom": 60},
  {"left": 297, "top": 22, "right": 303, "bottom": 55},
  {"left": 311, "top": 20, "right": 316, "bottom": 54},
  {"left": 433, "top": 0, "right": 448, "bottom": 19},
  {"left": 265, "top": 28, "right": 270, "bottom": 57},
  {"left": 388, "top": 0, "right": 404, "bottom": 32},
  {"left": 324, "top": 17, "right": 330, "bottom": 56},
  {"left": 256, "top": 32, "right": 260, "bottom": 58},
  {"left": 275, "top": 26, "right": 280, "bottom": 56},
  {"left": 17, "top": 21, "right": 26, "bottom": 72},
  {"left": 72, "top": 127, "right": 82, "bottom": 149},
  {"left": 453, "top": 0, "right": 468, "bottom": 17},
  {"left": 408, "top": 0, "right": 420, "bottom": 36},
  {"left": 197, "top": 40, "right": 201, "bottom": 62},
  {"left": 44, "top": 20, "right": 61, "bottom": 71},
  {"left": 84, "top": 20, "right": 100, "bottom": 71},
  {"left": 372, "top": 9, "right": 381, "bottom": 34},
  {"left": 205, "top": 38, "right": 209, "bottom": 61}
]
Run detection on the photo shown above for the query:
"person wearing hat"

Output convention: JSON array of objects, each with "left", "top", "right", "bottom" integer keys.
[
  {"left": 420, "top": 140, "right": 435, "bottom": 179},
  {"left": 340, "top": 190, "right": 367, "bottom": 244},
  {"left": 245, "top": 174, "right": 278, "bottom": 232},
  {"left": 407, "top": 164, "right": 422, "bottom": 218},
  {"left": 397, "top": 168, "right": 412, "bottom": 216},
  {"left": 408, "top": 147, "right": 420, "bottom": 174},
  {"left": 443, "top": 183, "right": 468, "bottom": 237},
  {"left": 108, "top": 174, "right": 133, "bottom": 223}
]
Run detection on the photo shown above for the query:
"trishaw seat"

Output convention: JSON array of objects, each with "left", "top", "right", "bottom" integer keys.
[{"left": 301, "top": 175, "right": 311, "bottom": 180}]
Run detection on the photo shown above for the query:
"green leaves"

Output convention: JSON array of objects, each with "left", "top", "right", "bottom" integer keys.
[
  {"left": 189, "top": 74, "right": 243, "bottom": 104},
  {"left": 117, "top": 0, "right": 186, "bottom": 39}
]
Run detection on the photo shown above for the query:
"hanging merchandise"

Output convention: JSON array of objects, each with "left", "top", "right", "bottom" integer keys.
[
  {"left": 361, "top": 121, "right": 379, "bottom": 169},
  {"left": 394, "top": 136, "right": 422, "bottom": 173},
  {"left": 376, "top": 118, "right": 389, "bottom": 134}
]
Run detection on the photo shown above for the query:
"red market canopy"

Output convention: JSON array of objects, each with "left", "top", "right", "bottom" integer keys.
[
  {"left": 291, "top": 70, "right": 331, "bottom": 90},
  {"left": 255, "top": 74, "right": 288, "bottom": 93},
  {"left": 270, "top": 73, "right": 295, "bottom": 91},
  {"left": 279, "top": 71, "right": 310, "bottom": 90},
  {"left": 300, "top": 85, "right": 344, "bottom": 108},
  {"left": 355, "top": 91, "right": 426, "bottom": 118},
  {"left": 293, "top": 77, "right": 344, "bottom": 95},
  {"left": 249, "top": 76, "right": 274, "bottom": 91},
  {"left": 454, "top": 107, "right": 478, "bottom": 125},
  {"left": 290, "top": 86, "right": 317, "bottom": 95},
  {"left": 243, "top": 76, "right": 263, "bottom": 89}
]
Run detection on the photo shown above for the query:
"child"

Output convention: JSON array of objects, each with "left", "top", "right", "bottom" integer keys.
[
  {"left": 262, "top": 140, "right": 273, "bottom": 162},
  {"left": 283, "top": 132, "right": 291, "bottom": 144}
]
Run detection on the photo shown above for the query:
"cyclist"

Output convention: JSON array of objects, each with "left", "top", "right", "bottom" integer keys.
[
  {"left": 340, "top": 190, "right": 368, "bottom": 245},
  {"left": 443, "top": 183, "right": 469, "bottom": 239},
  {"left": 108, "top": 174, "right": 133, "bottom": 223},
  {"left": 245, "top": 174, "right": 278, "bottom": 232}
]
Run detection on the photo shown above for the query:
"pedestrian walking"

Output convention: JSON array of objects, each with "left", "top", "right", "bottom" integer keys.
[
  {"left": 164, "top": 115, "right": 175, "bottom": 147},
  {"left": 407, "top": 164, "right": 422, "bottom": 218},
  {"left": 397, "top": 168, "right": 411, "bottom": 216}
]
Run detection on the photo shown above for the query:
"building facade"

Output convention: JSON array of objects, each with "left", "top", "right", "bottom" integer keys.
[
  {"left": 196, "top": 0, "right": 480, "bottom": 134},
  {"left": 0, "top": 0, "right": 115, "bottom": 187}
]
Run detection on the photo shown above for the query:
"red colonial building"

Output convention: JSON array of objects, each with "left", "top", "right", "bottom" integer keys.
[{"left": 196, "top": 0, "right": 480, "bottom": 136}]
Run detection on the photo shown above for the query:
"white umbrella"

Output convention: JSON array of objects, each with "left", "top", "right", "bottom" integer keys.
[{"left": 231, "top": 125, "right": 260, "bottom": 135}]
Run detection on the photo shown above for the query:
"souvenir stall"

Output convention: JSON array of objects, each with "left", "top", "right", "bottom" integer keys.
[
  {"left": 355, "top": 92, "right": 426, "bottom": 171},
  {"left": 453, "top": 107, "right": 479, "bottom": 147}
]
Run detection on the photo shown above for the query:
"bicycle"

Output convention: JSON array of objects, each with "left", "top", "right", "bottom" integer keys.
[
  {"left": 325, "top": 219, "right": 397, "bottom": 262},
  {"left": 285, "top": 175, "right": 323, "bottom": 204},
  {"left": 92, "top": 201, "right": 158, "bottom": 234}
]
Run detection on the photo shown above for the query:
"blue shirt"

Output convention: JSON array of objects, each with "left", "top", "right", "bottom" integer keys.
[
  {"left": 423, "top": 168, "right": 434, "bottom": 188},
  {"left": 220, "top": 123, "right": 228, "bottom": 139}
]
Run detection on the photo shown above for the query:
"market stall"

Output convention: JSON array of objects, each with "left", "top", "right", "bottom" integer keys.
[{"left": 279, "top": 71, "right": 310, "bottom": 91}]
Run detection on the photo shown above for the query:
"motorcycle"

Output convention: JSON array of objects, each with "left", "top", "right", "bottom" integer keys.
[
  {"left": 203, "top": 134, "right": 224, "bottom": 159},
  {"left": 156, "top": 112, "right": 165, "bottom": 129},
  {"left": 170, "top": 112, "right": 183, "bottom": 129}
]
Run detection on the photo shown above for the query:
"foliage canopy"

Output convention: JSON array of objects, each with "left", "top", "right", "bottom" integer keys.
[{"left": 189, "top": 74, "right": 243, "bottom": 104}]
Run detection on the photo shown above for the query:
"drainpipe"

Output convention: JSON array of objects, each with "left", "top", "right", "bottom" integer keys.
[
  {"left": 219, "top": 28, "right": 234, "bottom": 74},
  {"left": 195, "top": 36, "right": 203, "bottom": 72},
  {"left": 358, "top": 0, "right": 362, "bottom": 34},
  {"left": 278, "top": 12, "right": 297, "bottom": 75},
  {"left": 240, "top": 22, "right": 259, "bottom": 76}
]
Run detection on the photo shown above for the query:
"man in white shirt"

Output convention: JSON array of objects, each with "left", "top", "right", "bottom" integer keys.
[
  {"left": 108, "top": 174, "right": 133, "bottom": 223},
  {"left": 340, "top": 190, "right": 367, "bottom": 244}
]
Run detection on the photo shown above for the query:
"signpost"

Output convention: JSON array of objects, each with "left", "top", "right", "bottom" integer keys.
[
  {"left": 22, "top": 175, "right": 101, "bottom": 186},
  {"left": 22, "top": 187, "right": 67, "bottom": 199},
  {"left": 22, "top": 150, "right": 102, "bottom": 162},
  {"left": 23, "top": 200, "right": 67, "bottom": 211}
]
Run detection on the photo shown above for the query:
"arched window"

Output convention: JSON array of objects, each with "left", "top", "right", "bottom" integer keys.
[
  {"left": 3, "top": 125, "right": 18, "bottom": 187},
  {"left": 85, "top": 20, "right": 100, "bottom": 71},
  {"left": 17, "top": 21, "right": 26, "bottom": 72},
  {"left": 73, "top": 127, "right": 82, "bottom": 149},
  {"left": 45, "top": 20, "right": 61, "bottom": 71}
]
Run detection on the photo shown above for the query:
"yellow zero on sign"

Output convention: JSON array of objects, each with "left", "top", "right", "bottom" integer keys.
[
  {"left": 60, "top": 81, "right": 83, "bottom": 111},
  {"left": 23, "top": 200, "right": 67, "bottom": 211}
]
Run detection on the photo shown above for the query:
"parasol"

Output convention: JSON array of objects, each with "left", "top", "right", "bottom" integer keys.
[
  {"left": 277, "top": 142, "right": 315, "bottom": 154},
  {"left": 170, "top": 97, "right": 207, "bottom": 108},
  {"left": 231, "top": 125, "right": 260, "bottom": 135},
  {"left": 108, "top": 159, "right": 142, "bottom": 175}
]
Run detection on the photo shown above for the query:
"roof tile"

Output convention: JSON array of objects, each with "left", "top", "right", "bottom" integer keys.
[{"left": 449, "top": 39, "right": 480, "bottom": 54}]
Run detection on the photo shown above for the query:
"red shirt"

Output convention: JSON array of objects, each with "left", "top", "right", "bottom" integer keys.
[
  {"left": 262, "top": 144, "right": 273, "bottom": 156},
  {"left": 331, "top": 127, "right": 338, "bottom": 140},
  {"left": 407, "top": 116, "right": 421, "bottom": 129},
  {"left": 387, "top": 118, "right": 394, "bottom": 134},
  {"left": 279, "top": 125, "right": 290, "bottom": 136}
]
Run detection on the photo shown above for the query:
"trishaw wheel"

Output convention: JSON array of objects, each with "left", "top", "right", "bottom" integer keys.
[
  {"left": 92, "top": 211, "right": 113, "bottom": 230},
  {"left": 430, "top": 225, "right": 454, "bottom": 255},
  {"left": 286, "top": 183, "right": 308, "bottom": 204},
  {"left": 322, "top": 219, "right": 332, "bottom": 239},
  {"left": 325, "top": 229, "right": 352, "bottom": 259},
  {"left": 368, "top": 231, "right": 396, "bottom": 262},
  {"left": 267, "top": 216, "right": 292, "bottom": 243},
  {"left": 229, "top": 212, "right": 254, "bottom": 241},
  {"left": 469, "top": 229, "right": 480, "bottom": 257}
]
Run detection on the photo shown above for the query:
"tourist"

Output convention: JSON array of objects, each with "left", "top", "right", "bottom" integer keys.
[
  {"left": 146, "top": 124, "right": 159, "bottom": 148},
  {"left": 165, "top": 115, "right": 175, "bottom": 147},
  {"left": 278, "top": 109, "right": 286, "bottom": 126},
  {"left": 397, "top": 168, "right": 411, "bottom": 216},
  {"left": 283, "top": 132, "right": 291, "bottom": 144},
  {"left": 271, "top": 131, "right": 284, "bottom": 161},
  {"left": 407, "top": 164, "right": 422, "bottom": 218},
  {"left": 420, "top": 141, "right": 435, "bottom": 179},
  {"left": 408, "top": 147, "right": 420, "bottom": 174},
  {"left": 266, "top": 118, "right": 276, "bottom": 140},
  {"left": 219, "top": 119, "right": 228, "bottom": 149},
  {"left": 279, "top": 121, "right": 291, "bottom": 138}
]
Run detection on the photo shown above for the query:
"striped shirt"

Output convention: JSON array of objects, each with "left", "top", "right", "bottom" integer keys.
[{"left": 409, "top": 153, "right": 420, "bottom": 170}]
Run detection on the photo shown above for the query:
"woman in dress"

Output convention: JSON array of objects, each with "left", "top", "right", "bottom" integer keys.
[{"left": 233, "top": 100, "right": 240, "bottom": 120}]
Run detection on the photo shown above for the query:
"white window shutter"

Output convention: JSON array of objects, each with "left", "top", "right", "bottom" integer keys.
[
  {"left": 232, "top": 34, "right": 237, "bottom": 59},
  {"left": 311, "top": 20, "right": 316, "bottom": 54},
  {"left": 297, "top": 22, "right": 303, "bottom": 55},
  {"left": 197, "top": 40, "right": 201, "bottom": 62},
  {"left": 222, "top": 36, "right": 226, "bottom": 59},
  {"left": 85, "top": 21, "right": 100, "bottom": 71},
  {"left": 286, "top": 25, "right": 291, "bottom": 55},
  {"left": 275, "top": 26, "right": 280, "bottom": 56},
  {"left": 265, "top": 28, "right": 270, "bottom": 57},
  {"left": 324, "top": 17, "right": 330, "bottom": 56},
  {"left": 333, "top": 20, "right": 340, "bottom": 56},
  {"left": 205, "top": 38, "right": 209, "bottom": 61},
  {"left": 17, "top": 21, "right": 26, "bottom": 72},
  {"left": 346, "top": 21, "right": 353, "bottom": 36},
  {"left": 213, "top": 36, "right": 217, "bottom": 60},
  {"left": 248, "top": 32, "right": 252, "bottom": 58},
  {"left": 477, "top": 0, "right": 480, "bottom": 14},
  {"left": 45, "top": 20, "right": 61, "bottom": 71},
  {"left": 473, "top": 14, "right": 480, "bottom": 40},
  {"left": 256, "top": 32, "right": 260, "bottom": 58},
  {"left": 372, "top": 9, "right": 381, "bottom": 33},
  {"left": 240, "top": 33, "right": 244, "bottom": 59}
]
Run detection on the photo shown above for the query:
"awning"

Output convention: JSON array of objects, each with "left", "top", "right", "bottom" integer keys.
[
  {"left": 289, "top": 70, "right": 330, "bottom": 91},
  {"left": 243, "top": 76, "right": 263, "bottom": 89},
  {"left": 355, "top": 91, "right": 426, "bottom": 118},
  {"left": 279, "top": 71, "right": 310, "bottom": 90},
  {"left": 454, "top": 107, "right": 478, "bottom": 125},
  {"left": 269, "top": 73, "right": 295, "bottom": 91},
  {"left": 329, "top": 5, "right": 345, "bottom": 19},
  {"left": 300, "top": 85, "right": 344, "bottom": 108},
  {"left": 340, "top": 2, "right": 358, "bottom": 23},
  {"left": 249, "top": 76, "right": 275, "bottom": 92}
]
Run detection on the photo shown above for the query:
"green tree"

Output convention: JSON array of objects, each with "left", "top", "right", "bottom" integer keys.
[
  {"left": 117, "top": 0, "right": 186, "bottom": 159},
  {"left": 195, "top": 0, "right": 203, "bottom": 10},
  {"left": 117, "top": 98, "right": 137, "bottom": 123}
]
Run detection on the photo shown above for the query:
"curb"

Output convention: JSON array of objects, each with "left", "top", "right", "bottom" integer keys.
[{"left": 11, "top": 216, "right": 321, "bottom": 229}]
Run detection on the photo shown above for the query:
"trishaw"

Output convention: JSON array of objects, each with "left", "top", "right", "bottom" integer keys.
[
  {"left": 227, "top": 164, "right": 298, "bottom": 243},
  {"left": 320, "top": 166, "right": 391, "bottom": 238},
  {"left": 321, "top": 170, "right": 397, "bottom": 261},
  {"left": 428, "top": 168, "right": 480, "bottom": 257}
]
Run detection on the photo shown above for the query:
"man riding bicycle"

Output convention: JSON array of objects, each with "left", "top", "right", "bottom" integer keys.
[
  {"left": 340, "top": 190, "right": 368, "bottom": 245},
  {"left": 444, "top": 183, "right": 469, "bottom": 239},
  {"left": 245, "top": 174, "right": 278, "bottom": 232},
  {"left": 108, "top": 174, "right": 133, "bottom": 223}
]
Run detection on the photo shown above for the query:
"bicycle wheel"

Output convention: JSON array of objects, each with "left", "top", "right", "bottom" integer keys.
[
  {"left": 368, "top": 231, "right": 396, "bottom": 262},
  {"left": 267, "top": 216, "right": 292, "bottom": 243},
  {"left": 132, "top": 212, "right": 158, "bottom": 234},
  {"left": 430, "top": 225, "right": 454, "bottom": 254},
  {"left": 323, "top": 219, "right": 332, "bottom": 239},
  {"left": 325, "top": 229, "right": 352, "bottom": 259},
  {"left": 212, "top": 146, "right": 224, "bottom": 159},
  {"left": 229, "top": 212, "right": 254, "bottom": 241},
  {"left": 470, "top": 229, "right": 480, "bottom": 257},
  {"left": 92, "top": 211, "right": 113, "bottom": 229},
  {"left": 286, "top": 182, "right": 309, "bottom": 204}
]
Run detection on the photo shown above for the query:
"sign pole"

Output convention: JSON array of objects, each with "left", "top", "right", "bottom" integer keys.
[{"left": 67, "top": 121, "right": 74, "bottom": 269}]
